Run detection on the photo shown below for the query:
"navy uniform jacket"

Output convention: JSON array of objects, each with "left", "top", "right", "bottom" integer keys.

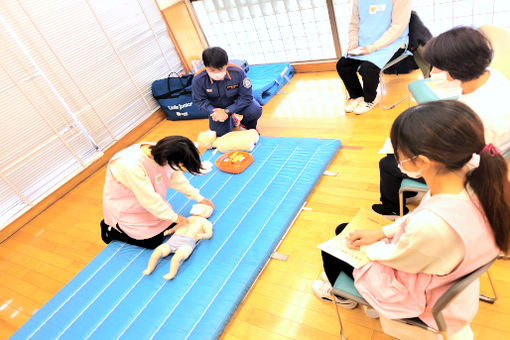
[{"left": 192, "top": 63, "right": 253, "bottom": 115}]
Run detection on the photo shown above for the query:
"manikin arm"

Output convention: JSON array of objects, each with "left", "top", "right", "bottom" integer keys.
[{"left": 197, "top": 220, "right": 213, "bottom": 240}]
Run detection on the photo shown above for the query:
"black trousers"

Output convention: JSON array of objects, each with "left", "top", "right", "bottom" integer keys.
[
  {"left": 322, "top": 223, "right": 355, "bottom": 285},
  {"left": 100, "top": 220, "right": 176, "bottom": 249},
  {"left": 379, "top": 155, "right": 426, "bottom": 213},
  {"left": 336, "top": 48, "right": 405, "bottom": 103}
]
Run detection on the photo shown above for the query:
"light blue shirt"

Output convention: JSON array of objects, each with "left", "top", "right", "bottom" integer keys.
[{"left": 348, "top": 0, "right": 409, "bottom": 68}]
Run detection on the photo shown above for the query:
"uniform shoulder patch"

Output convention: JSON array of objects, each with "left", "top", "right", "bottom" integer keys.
[{"left": 243, "top": 77, "right": 252, "bottom": 88}]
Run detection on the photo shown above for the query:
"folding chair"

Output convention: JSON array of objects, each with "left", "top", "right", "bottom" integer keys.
[
  {"left": 398, "top": 178, "right": 498, "bottom": 303},
  {"left": 330, "top": 257, "right": 498, "bottom": 340},
  {"left": 398, "top": 178, "right": 428, "bottom": 216},
  {"left": 380, "top": 50, "right": 414, "bottom": 109}
]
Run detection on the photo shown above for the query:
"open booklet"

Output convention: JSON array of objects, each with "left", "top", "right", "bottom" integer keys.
[{"left": 317, "top": 208, "right": 392, "bottom": 268}]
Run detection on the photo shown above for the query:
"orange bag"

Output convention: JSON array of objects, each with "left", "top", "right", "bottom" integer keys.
[{"left": 215, "top": 151, "right": 254, "bottom": 174}]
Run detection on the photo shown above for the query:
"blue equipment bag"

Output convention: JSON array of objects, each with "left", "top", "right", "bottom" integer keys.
[{"left": 151, "top": 72, "right": 208, "bottom": 121}]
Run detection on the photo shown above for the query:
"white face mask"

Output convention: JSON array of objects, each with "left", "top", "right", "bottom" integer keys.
[
  {"left": 397, "top": 156, "right": 423, "bottom": 179},
  {"left": 208, "top": 71, "right": 226, "bottom": 81},
  {"left": 430, "top": 71, "right": 462, "bottom": 90}
]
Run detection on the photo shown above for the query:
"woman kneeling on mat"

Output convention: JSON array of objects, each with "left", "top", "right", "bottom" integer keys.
[
  {"left": 100, "top": 136, "right": 214, "bottom": 249},
  {"left": 313, "top": 101, "right": 510, "bottom": 338}
]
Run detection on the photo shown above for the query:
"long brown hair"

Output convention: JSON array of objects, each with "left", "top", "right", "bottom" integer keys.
[{"left": 390, "top": 100, "right": 510, "bottom": 253}]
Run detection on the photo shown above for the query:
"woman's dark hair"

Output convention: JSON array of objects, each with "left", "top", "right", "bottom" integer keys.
[
  {"left": 390, "top": 100, "right": 510, "bottom": 253},
  {"left": 202, "top": 47, "right": 228, "bottom": 69},
  {"left": 423, "top": 26, "right": 493, "bottom": 82},
  {"left": 150, "top": 136, "right": 202, "bottom": 175}
]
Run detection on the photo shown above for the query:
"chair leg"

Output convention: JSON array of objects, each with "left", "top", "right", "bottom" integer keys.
[
  {"left": 381, "top": 94, "right": 410, "bottom": 110},
  {"left": 479, "top": 270, "right": 498, "bottom": 304},
  {"left": 379, "top": 73, "right": 385, "bottom": 109},
  {"left": 331, "top": 293, "right": 348, "bottom": 340},
  {"left": 379, "top": 72, "right": 410, "bottom": 110},
  {"left": 399, "top": 191, "right": 404, "bottom": 217}
]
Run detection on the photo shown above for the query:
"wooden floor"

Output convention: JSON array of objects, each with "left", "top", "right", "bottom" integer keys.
[{"left": 1, "top": 71, "right": 509, "bottom": 339}]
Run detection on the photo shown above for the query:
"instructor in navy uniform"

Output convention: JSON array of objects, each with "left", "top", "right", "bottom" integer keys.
[{"left": 192, "top": 47, "right": 262, "bottom": 137}]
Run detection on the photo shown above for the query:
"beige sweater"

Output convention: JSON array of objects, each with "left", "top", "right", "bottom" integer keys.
[{"left": 348, "top": 0, "right": 411, "bottom": 53}]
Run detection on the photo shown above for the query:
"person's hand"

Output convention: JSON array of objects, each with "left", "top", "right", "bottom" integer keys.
[
  {"left": 347, "top": 42, "right": 358, "bottom": 53},
  {"left": 345, "top": 229, "right": 385, "bottom": 250},
  {"left": 174, "top": 214, "right": 189, "bottom": 228},
  {"left": 164, "top": 227, "right": 176, "bottom": 236},
  {"left": 199, "top": 198, "right": 215, "bottom": 210},
  {"left": 211, "top": 108, "right": 228, "bottom": 122},
  {"left": 348, "top": 46, "right": 369, "bottom": 56}
]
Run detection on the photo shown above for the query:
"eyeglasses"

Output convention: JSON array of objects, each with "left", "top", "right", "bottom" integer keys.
[{"left": 397, "top": 155, "right": 417, "bottom": 168}]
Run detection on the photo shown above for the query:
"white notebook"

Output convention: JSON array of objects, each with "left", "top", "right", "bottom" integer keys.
[{"left": 318, "top": 209, "right": 392, "bottom": 268}]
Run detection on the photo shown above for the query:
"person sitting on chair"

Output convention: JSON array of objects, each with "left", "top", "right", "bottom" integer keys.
[
  {"left": 313, "top": 100, "right": 509, "bottom": 338},
  {"left": 101, "top": 136, "right": 214, "bottom": 249},
  {"left": 372, "top": 26, "right": 510, "bottom": 218},
  {"left": 143, "top": 216, "right": 213, "bottom": 280},
  {"left": 338, "top": 0, "right": 411, "bottom": 115},
  {"left": 192, "top": 47, "right": 262, "bottom": 137}
]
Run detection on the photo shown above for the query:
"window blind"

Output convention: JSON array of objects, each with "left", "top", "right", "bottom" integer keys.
[
  {"left": 192, "top": 0, "right": 337, "bottom": 64},
  {"left": 0, "top": 0, "right": 182, "bottom": 230}
]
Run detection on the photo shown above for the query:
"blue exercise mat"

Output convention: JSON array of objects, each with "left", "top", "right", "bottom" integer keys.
[
  {"left": 11, "top": 136, "right": 340, "bottom": 340},
  {"left": 248, "top": 63, "right": 294, "bottom": 105}
]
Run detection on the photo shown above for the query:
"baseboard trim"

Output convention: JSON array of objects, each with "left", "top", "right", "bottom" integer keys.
[
  {"left": 292, "top": 60, "right": 337, "bottom": 73},
  {"left": 0, "top": 110, "right": 166, "bottom": 243}
]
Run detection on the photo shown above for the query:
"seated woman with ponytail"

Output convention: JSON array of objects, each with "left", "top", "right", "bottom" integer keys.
[{"left": 312, "top": 100, "right": 510, "bottom": 339}]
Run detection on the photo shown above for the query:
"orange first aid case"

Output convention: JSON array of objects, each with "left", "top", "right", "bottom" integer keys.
[{"left": 215, "top": 151, "right": 254, "bottom": 174}]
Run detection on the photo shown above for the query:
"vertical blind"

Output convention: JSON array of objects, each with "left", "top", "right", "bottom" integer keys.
[{"left": 0, "top": 0, "right": 182, "bottom": 230}]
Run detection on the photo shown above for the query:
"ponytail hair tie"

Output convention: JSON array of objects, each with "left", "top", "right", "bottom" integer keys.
[
  {"left": 481, "top": 143, "right": 501, "bottom": 156},
  {"left": 466, "top": 153, "right": 480, "bottom": 171}
]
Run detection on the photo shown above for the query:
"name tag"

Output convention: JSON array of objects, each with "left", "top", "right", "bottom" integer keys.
[
  {"left": 226, "top": 84, "right": 239, "bottom": 90},
  {"left": 369, "top": 4, "right": 386, "bottom": 14},
  {"left": 155, "top": 174, "right": 162, "bottom": 183}
]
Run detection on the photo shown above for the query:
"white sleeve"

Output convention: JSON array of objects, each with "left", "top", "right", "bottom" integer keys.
[
  {"left": 382, "top": 216, "right": 407, "bottom": 238},
  {"left": 168, "top": 171, "right": 203, "bottom": 202},
  {"left": 111, "top": 160, "right": 178, "bottom": 222},
  {"left": 361, "top": 209, "right": 464, "bottom": 274}
]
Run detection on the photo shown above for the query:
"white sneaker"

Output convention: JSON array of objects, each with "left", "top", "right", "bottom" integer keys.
[
  {"left": 354, "top": 98, "right": 379, "bottom": 115},
  {"left": 312, "top": 280, "right": 359, "bottom": 309},
  {"left": 344, "top": 97, "right": 363, "bottom": 113},
  {"left": 362, "top": 305, "right": 380, "bottom": 318}
]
